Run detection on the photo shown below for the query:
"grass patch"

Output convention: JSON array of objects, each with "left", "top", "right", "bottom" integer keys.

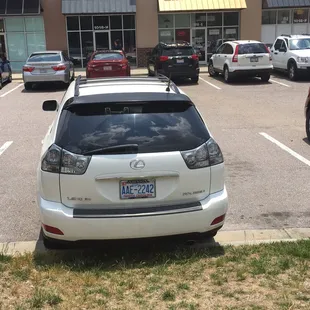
[
  {"left": 162, "top": 289, "right": 176, "bottom": 302},
  {"left": 28, "top": 288, "right": 62, "bottom": 308}
]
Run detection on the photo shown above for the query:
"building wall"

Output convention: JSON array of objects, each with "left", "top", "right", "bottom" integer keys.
[
  {"left": 240, "top": 0, "right": 262, "bottom": 40},
  {"left": 42, "top": 0, "right": 67, "bottom": 52},
  {"left": 136, "top": 0, "right": 158, "bottom": 67}
]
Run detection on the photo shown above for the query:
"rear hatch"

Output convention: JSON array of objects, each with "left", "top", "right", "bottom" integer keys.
[
  {"left": 89, "top": 52, "right": 125, "bottom": 72},
  {"left": 237, "top": 43, "right": 271, "bottom": 67},
  {"left": 55, "top": 100, "right": 212, "bottom": 211},
  {"left": 26, "top": 53, "right": 63, "bottom": 75},
  {"left": 160, "top": 46, "right": 198, "bottom": 72}
]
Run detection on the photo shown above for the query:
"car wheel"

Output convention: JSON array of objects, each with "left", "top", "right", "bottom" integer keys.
[
  {"left": 24, "top": 82, "right": 32, "bottom": 90},
  {"left": 288, "top": 62, "right": 298, "bottom": 81},
  {"left": 306, "top": 110, "right": 310, "bottom": 142},
  {"left": 208, "top": 62, "right": 218, "bottom": 77},
  {"left": 8, "top": 72, "right": 12, "bottom": 83},
  {"left": 260, "top": 73, "right": 270, "bottom": 82},
  {"left": 223, "top": 66, "right": 231, "bottom": 83},
  {"left": 70, "top": 71, "right": 75, "bottom": 81},
  {"left": 191, "top": 76, "right": 199, "bottom": 84},
  {"left": 0, "top": 78, "right": 3, "bottom": 90}
]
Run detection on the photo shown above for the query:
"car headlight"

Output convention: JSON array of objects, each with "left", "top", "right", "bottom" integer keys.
[{"left": 297, "top": 57, "right": 309, "bottom": 63}]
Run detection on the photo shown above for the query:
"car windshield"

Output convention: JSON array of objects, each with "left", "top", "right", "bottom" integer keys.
[
  {"left": 289, "top": 38, "right": 310, "bottom": 50},
  {"left": 238, "top": 43, "right": 267, "bottom": 54},
  {"left": 162, "top": 47, "right": 194, "bottom": 56},
  {"left": 28, "top": 53, "right": 61, "bottom": 62},
  {"left": 93, "top": 53, "right": 123, "bottom": 61},
  {"left": 56, "top": 101, "right": 210, "bottom": 155}
]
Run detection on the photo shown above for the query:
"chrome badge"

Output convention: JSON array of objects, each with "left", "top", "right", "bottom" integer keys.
[{"left": 130, "top": 159, "right": 145, "bottom": 170}]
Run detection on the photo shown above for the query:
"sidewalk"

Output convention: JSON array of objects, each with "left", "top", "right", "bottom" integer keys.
[{"left": 12, "top": 66, "right": 209, "bottom": 82}]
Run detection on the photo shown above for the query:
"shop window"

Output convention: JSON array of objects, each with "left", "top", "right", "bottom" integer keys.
[
  {"left": 25, "top": 17, "right": 44, "bottom": 32},
  {"left": 81, "top": 32, "right": 93, "bottom": 66},
  {"left": 191, "top": 13, "right": 206, "bottom": 27},
  {"left": 0, "top": 0, "right": 5, "bottom": 14},
  {"left": 0, "top": 19, "right": 4, "bottom": 32},
  {"left": 110, "top": 16, "right": 122, "bottom": 29},
  {"left": 111, "top": 31, "right": 123, "bottom": 49},
  {"left": 224, "top": 12, "right": 239, "bottom": 26},
  {"left": 224, "top": 27, "right": 238, "bottom": 39},
  {"left": 6, "top": 0, "right": 23, "bottom": 14},
  {"left": 192, "top": 29, "right": 205, "bottom": 61},
  {"left": 5, "top": 18, "right": 24, "bottom": 32},
  {"left": 68, "top": 32, "right": 81, "bottom": 65},
  {"left": 207, "top": 28, "right": 222, "bottom": 54},
  {"left": 93, "top": 16, "right": 109, "bottom": 30},
  {"left": 277, "top": 10, "right": 290, "bottom": 24},
  {"left": 80, "top": 16, "right": 92, "bottom": 30},
  {"left": 26, "top": 33, "right": 45, "bottom": 55},
  {"left": 67, "top": 16, "right": 79, "bottom": 31},
  {"left": 124, "top": 30, "right": 136, "bottom": 65},
  {"left": 123, "top": 15, "right": 135, "bottom": 29},
  {"left": 262, "top": 11, "right": 276, "bottom": 24},
  {"left": 207, "top": 13, "right": 222, "bottom": 27},
  {"left": 24, "top": 0, "right": 40, "bottom": 14},
  {"left": 7, "top": 33, "right": 26, "bottom": 60},
  {"left": 175, "top": 29, "right": 190, "bottom": 43},
  {"left": 159, "top": 29, "right": 174, "bottom": 42},
  {"left": 175, "top": 14, "right": 190, "bottom": 28},
  {"left": 159, "top": 15, "right": 174, "bottom": 28},
  {"left": 293, "top": 9, "right": 308, "bottom": 23}
]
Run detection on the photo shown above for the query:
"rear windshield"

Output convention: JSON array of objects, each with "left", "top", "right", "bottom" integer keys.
[
  {"left": 162, "top": 47, "right": 195, "bottom": 56},
  {"left": 56, "top": 102, "right": 210, "bottom": 155},
  {"left": 93, "top": 53, "right": 123, "bottom": 60},
  {"left": 238, "top": 43, "right": 267, "bottom": 54},
  {"left": 28, "top": 53, "right": 61, "bottom": 62}
]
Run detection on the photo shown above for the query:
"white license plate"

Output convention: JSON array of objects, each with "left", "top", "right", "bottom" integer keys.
[
  {"left": 103, "top": 66, "right": 112, "bottom": 71},
  {"left": 40, "top": 69, "right": 47, "bottom": 73},
  {"left": 176, "top": 59, "right": 184, "bottom": 64},
  {"left": 250, "top": 57, "right": 258, "bottom": 63},
  {"left": 120, "top": 179, "right": 156, "bottom": 200}
]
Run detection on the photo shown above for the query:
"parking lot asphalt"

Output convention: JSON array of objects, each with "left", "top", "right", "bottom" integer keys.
[{"left": 0, "top": 73, "right": 309, "bottom": 243}]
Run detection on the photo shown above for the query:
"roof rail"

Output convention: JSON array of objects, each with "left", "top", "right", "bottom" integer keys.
[
  {"left": 281, "top": 34, "right": 291, "bottom": 37},
  {"left": 74, "top": 75, "right": 82, "bottom": 97}
]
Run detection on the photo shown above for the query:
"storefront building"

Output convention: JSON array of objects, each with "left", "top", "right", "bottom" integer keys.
[{"left": 262, "top": 0, "right": 310, "bottom": 45}]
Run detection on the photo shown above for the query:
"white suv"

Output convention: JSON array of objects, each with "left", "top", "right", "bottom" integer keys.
[
  {"left": 271, "top": 34, "right": 310, "bottom": 80},
  {"left": 38, "top": 76, "right": 228, "bottom": 248},
  {"left": 208, "top": 40, "right": 273, "bottom": 83}
]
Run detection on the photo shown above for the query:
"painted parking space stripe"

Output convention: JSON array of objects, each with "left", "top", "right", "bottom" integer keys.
[
  {"left": 269, "top": 79, "right": 291, "bottom": 88},
  {"left": 199, "top": 77, "right": 221, "bottom": 90},
  {"left": 0, "top": 83, "right": 23, "bottom": 98},
  {"left": 0, "top": 141, "right": 13, "bottom": 156},
  {"left": 260, "top": 132, "right": 310, "bottom": 167}
]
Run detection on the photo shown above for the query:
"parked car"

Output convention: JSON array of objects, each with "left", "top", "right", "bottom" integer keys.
[
  {"left": 22, "top": 51, "right": 75, "bottom": 90},
  {"left": 305, "top": 86, "right": 310, "bottom": 141},
  {"left": 86, "top": 50, "right": 130, "bottom": 78},
  {"left": 147, "top": 42, "right": 200, "bottom": 83},
  {"left": 38, "top": 75, "right": 228, "bottom": 249},
  {"left": 208, "top": 40, "right": 273, "bottom": 83},
  {"left": 270, "top": 34, "right": 310, "bottom": 81},
  {"left": 0, "top": 57, "right": 12, "bottom": 89}
]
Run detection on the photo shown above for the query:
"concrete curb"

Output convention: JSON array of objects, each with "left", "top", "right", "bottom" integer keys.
[{"left": 1, "top": 228, "right": 310, "bottom": 256}]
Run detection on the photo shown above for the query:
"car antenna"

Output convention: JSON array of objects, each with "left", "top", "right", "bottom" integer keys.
[{"left": 166, "top": 73, "right": 171, "bottom": 92}]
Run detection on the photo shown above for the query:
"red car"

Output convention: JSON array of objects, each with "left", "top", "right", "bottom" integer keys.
[{"left": 86, "top": 50, "right": 130, "bottom": 78}]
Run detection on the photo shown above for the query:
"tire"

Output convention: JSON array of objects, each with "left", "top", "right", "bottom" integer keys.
[
  {"left": 260, "top": 73, "right": 270, "bottom": 82},
  {"left": 288, "top": 61, "right": 298, "bottom": 81},
  {"left": 24, "top": 82, "right": 32, "bottom": 90},
  {"left": 7, "top": 72, "right": 12, "bottom": 83},
  {"left": 191, "top": 75, "right": 199, "bottom": 83},
  {"left": 70, "top": 70, "right": 75, "bottom": 81},
  {"left": 0, "top": 79, "right": 2, "bottom": 90},
  {"left": 208, "top": 62, "right": 218, "bottom": 77},
  {"left": 223, "top": 66, "right": 231, "bottom": 83},
  {"left": 306, "top": 110, "right": 310, "bottom": 142}
]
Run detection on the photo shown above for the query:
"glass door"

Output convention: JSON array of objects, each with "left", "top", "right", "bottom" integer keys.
[
  {"left": 94, "top": 31, "right": 110, "bottom": 51},
  {"left": 191, "top": 28, "right": 206, "bottom": 64},
  {"left": 207, "top": 28, "right": 222, "bottom": 63}
]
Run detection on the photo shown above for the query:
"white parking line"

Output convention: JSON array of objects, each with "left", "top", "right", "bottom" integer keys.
[
  {"left": 0, "top": 83, "right": 23, "bottom": 98},
  {"left": 0, "top": 141, "right": 13, "bottom": 156},
  {"left": 199, "top": 77, "right": 221, "bottom": 90},
  {"left": 260, "top": 132, "right": 310, "bottom": 167},
  {"left": 270, "top": 79, "right": 290, "bottom": 88}
]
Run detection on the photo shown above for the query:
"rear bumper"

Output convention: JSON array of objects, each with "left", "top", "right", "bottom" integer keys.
[
  {"left": 230, "top": 67, "right": 273, "bottom": 76},
  {"left": 86, "top": 70, "right": 130, "bottom": 78},
  {"left": 38, "top": 188, "right": 228, "bottom": 242},
  {"left": 23, "top": 71, "right": 69, "bottom": 83},
  {"left": 158, "top": 67, "right": 199, "bottom": 78}
]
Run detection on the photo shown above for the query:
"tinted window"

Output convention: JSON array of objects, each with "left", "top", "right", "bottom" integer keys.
[
  {"left": 6, "top": 0, "right": 22, "bottom": 14},
  {"left": 162, "top": 47, "right": 194, "bottom": 56},
  {"left": 216, "top": 44, "right": 226, "bottom": 54},
  {"left": 24, "top": 0, "right": 40, "bottom": 14},
  {"left": 93, "top": 53, "right": 123, "bottom": 60},
  {"left": 274, "top": 39, "right": 283, "bottom": 50},
  {"left": 28, "top": 53, "right": 61, "bottom": 62},
  {"left": 238, "top": 43, "right": 267, "bottom": 54},
  {"left": 56, "top": 102, "right": 210, "bottom": 154},
  {"left": 0, "top": 0, "right": 6, "bottom": 14},
  {"left": 223, "top": 44, "right": 233, "bottom": 54}
]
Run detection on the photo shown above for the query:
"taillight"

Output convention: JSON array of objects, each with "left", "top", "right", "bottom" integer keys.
[
  {"left": 52, "top": 65, "right": 67, "bottom": 71},
  {"left": 23, "top": 66, "right": 35, "bottom": 72},
  {"left": 160, "top": 56, "right": 169, "bottom": 62},
  {"left": 232, "top": 45, "right": 239, "bottom": 63},
  {"left": 41, "top": 144, "right": 91, "bottom": 175},
  {"left": 190, "top": 54, "right": 199, "bottom": 61},
  {"left": 181, "top": 138, "right": 224, "bottom": 169},
  {"left": 121, "top": 63, "right": 128, "bottom": 69}
]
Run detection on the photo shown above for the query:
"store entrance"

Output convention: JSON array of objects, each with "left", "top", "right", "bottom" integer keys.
[{"left": 94, "top": 31, "right": 110, "bottom": 51}]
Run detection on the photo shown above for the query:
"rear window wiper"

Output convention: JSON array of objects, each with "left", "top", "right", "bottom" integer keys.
[{"left": 83, "top": 144, "right": 139, "bottom": 155}]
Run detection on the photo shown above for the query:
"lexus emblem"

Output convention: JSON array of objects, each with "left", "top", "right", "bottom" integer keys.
[{"left": 130, "top": 159, "right": 145, "bottom": 170}]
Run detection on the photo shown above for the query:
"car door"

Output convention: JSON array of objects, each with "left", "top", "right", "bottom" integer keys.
[
  {"left": 271, "top": 39, "right": 284, "bottom": 69},
  {"left": 148, "top": 46, "right": 158, "bottom": 74},
  {"left": 213, "top": 44, "right": 226, "bottom": 71}
]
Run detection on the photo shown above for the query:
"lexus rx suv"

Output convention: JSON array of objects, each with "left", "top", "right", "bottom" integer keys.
[{"left": 38, "top": 75, "right": 228, "bottom": 248}]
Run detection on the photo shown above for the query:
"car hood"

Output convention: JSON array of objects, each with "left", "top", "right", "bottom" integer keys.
[{"left": 291, "top": 49, "right": 310, "bottom": 57}]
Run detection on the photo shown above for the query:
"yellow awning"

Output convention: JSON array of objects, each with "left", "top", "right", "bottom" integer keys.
[{"left": 158, "top": 0, "right": 247, "bottom": 12}]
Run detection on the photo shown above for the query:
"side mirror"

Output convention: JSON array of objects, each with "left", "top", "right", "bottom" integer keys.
[{"left": 43, "top": 100, "right": 58, "bottom": 111}]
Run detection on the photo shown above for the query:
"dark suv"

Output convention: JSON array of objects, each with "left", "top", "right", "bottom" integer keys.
[{"left": 147, "top": 42, "right": 200, "bottom": 83}]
